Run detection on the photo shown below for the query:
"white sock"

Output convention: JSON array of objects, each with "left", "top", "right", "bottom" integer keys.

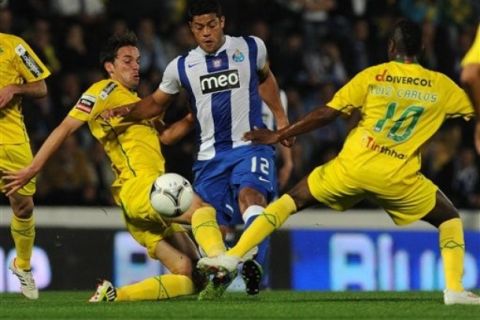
[{"left": 242, "top": 205, "right": 264, "bottom": 224}]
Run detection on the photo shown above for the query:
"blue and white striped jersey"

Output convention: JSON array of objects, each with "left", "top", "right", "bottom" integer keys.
[{"left": 159, "top": 35, "right": 268, "bottom": 160}]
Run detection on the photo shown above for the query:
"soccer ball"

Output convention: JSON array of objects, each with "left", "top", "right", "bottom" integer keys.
[{"left": 150, "top": 173, "right": 194, "bottom": 218}]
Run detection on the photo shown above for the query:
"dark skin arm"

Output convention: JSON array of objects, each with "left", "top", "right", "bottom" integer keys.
[{"left": 244, "top": 105, "right": 342, "bottom": 144}]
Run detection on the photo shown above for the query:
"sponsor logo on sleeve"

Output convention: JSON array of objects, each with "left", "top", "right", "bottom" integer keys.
[
  {"left": 15, "top": 44, "right": 44, "bottom": 78},
  {"left": 99, "top": 82, "right": 118, "bottom": 100},
  {"left": 75, "top": 94, "right": 96, "bottom": 114}
]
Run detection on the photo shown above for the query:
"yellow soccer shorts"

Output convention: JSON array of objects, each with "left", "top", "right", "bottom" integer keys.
[
  {"left": 0, "top": 143, "right": 36, "bottom": 196},
  {"left": 307, "top": 158, "right": 438, "bottom": 226},
  {"left": 115, "top": 174, "right": 186, "bottom": 259}
]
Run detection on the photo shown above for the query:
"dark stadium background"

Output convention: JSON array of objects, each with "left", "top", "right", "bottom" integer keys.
[{"left": 1, "top": 0, "right": 480, "bottom": 293}]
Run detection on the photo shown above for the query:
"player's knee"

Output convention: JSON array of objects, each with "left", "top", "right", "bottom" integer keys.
[
  {"left": 169, "top": 258, "right": 193, "bottom": 276},
  {"left": 422, "top": 191, "right": 460, "bottom": 228},
  {"left": 287, "top": 177, "right": 316, "bottom": 210},
  {"left": 11, "top": 198, "right": 34, "bottom": 218},
  {"left": 238, "top": 187, "right": 267, "bottom": 212}
]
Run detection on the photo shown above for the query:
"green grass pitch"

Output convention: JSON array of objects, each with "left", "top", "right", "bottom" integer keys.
[{"left": 1, "top": 291, "right": 479, "bottom": 319}]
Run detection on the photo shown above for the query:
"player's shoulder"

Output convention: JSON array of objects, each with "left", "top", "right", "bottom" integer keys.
[
  {"left": 0, "top": 32, "right": 23, "bottom": 44},
  {"left": 242, "top": 35, "right": 265, "bottom": 47},
  {"left": 82, "top": 79, "right": 125, "bottom": 102},
  {"left": 0, "top": 33, "right": 27, "bottom": 52},
  {"left": 84, "top": 79, "right": 113, "bottom": 94},
  {"left": 416, "top": 64, "right": 458, "bottom": 88}
]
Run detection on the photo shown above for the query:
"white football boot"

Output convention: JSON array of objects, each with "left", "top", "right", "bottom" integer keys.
[
  {"left": 89, "top": 280, "right": 117, "bottom": 302},
  {"left": 197, "top": 254, "right": 240, "bottom": 275},
  {"left": 444, "top": 289, "right": 480, "bottom": 305},
  {"left": 9, "top": 258, "right": 38, "bottom": 300}
]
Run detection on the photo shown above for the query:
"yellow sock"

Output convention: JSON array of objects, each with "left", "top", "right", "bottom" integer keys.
[
  {"left": 191, "top": 206, "right": 226, "bottom": 257},
  {"left": 439, "top": 218, "right": 465, "bottom": 292},
  {"left": 229, "top": 194, "right": 297, "bottom": 258},
  {"left": 116, "top": 274, "right": 194, "bottom": 301},
  {"left": 11, "top": 215, "right": 35, "bottom": 270}
]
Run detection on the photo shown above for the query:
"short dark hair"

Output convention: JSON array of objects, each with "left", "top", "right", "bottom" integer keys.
[
  {"left": 99, "top": 31, "right": 138, "bottom": 66},
  {"left": 391, "top": 19, "right": 422, "bottom": 56},
  {"left": 187, "top": 0, "right": 222, "bottom": 21}
]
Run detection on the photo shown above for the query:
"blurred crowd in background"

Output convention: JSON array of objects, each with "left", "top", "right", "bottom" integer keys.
[{"left": 1, "top": 0, "right": 480, "bottom": 208}]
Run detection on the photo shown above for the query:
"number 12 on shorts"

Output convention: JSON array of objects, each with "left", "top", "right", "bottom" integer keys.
[{"left": 251, "top": 156, "right": 270, "bottom": 175}]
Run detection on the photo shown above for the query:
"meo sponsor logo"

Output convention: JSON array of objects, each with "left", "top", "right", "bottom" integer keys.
[{"left": 200, "top": 69, "right": 240, "bottom": 94}]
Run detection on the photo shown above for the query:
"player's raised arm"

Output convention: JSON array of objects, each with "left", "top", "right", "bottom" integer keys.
[{"left": 3, "top": 116, "right": 84, "bottom": 196}]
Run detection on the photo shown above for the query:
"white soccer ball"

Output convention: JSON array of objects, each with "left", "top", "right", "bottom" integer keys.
[{"left": 150, "top": 173, "right": 194, "bottom": 218}]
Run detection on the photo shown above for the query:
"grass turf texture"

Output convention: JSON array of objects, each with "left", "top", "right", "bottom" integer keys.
[{"left": 1, "top": 291, "right": 479, "bottom": 319}]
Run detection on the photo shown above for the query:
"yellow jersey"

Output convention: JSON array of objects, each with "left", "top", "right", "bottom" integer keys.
[
  {"left": 462, "top": 25, "right": 480, "bottom": 65},
  {"left": 328, "top": 61, "right": 474, "bottom": 184},
  {"left": 0, "top": 33, "right": 50, "bottom": 144},
  {"left": 68, "top": 79, "right": 165, "bottom": 188}
]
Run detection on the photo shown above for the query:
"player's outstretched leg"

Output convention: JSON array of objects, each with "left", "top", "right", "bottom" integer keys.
[
  {"left": 9, "top": 258, "right": 38, "bottom": 300},
  {"left": 89, "top": 280, "right": 117, "bottom": 302}
]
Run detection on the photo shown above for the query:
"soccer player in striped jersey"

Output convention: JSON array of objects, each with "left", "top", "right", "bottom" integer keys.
[
  {"left": 101, "top": 0, "right": 290, "bottom": 299},
  {"left": 0, "top": 32, "right": 50, "bottom": 300},
  {"left": 198, "top": 19, "right": 480, "bottom": 305},
  {"left": 158, "top": 89, "right": 292, "bottom": 293}
]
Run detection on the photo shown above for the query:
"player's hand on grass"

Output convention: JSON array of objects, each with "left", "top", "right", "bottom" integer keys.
[
  {"left": 243, "top": 128, "right": 280, "bottom": 145},
  {"left": 2, "top": 167, "right": 37, "bottom": 197}
]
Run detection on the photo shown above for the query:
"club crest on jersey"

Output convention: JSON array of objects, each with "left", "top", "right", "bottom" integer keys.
[
  {"left": 15, "top": 44, "right": 43, "bottom": 78},
  {"left": 212, "top": 58, "right": 222, "bottom": 69},
  {"left": 200, "top": 69, "right": 240, "bottom": 94},
  {"left": 75, "top": 94, "right": 96, "bottom": 114},
  {"left": 232, "top": 49, "right": 244, "bottom": 62},
  {"left": 100, "top": 82, "right": 118, "bottom": 100}
]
